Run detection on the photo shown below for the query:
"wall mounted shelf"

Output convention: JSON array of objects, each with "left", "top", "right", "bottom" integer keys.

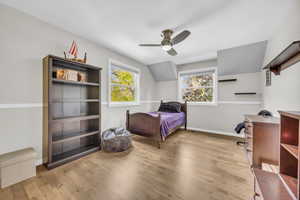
[
  {"left": 263, "top": 41, "right": 300, "bottom": 75},
  {"left": 218, "top": 78, "right": 237, "bottom": 82},
  {"left": 234, "top": 92, "right": 256, "bottom": 95}
]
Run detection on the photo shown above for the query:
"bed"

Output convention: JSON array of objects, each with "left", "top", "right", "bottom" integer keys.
[{"left": 126, "top": 100, "right": 187, "bottom": 148}]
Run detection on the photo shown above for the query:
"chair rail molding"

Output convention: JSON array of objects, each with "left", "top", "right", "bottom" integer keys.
[
  {"left": 0, "top": 103, "right": 43, "bottom": 109},
  {"left": 0, "top": 101, "right": 261, "bottom": 109}
]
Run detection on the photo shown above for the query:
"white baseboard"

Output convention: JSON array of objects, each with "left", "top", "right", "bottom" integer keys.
[{"left": 186, "top": 127, "right": 244, "bottom": 138}]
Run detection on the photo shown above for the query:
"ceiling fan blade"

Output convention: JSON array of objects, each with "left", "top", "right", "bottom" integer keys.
[
  {"left": 171, "top": 30, "right": 191, "bottom": 45},
  {"left": 167, "top": 48, "right": 178, "bottom": 56},
  {"left": 139, "top": 44, "right": 161, "bottom": 47}
]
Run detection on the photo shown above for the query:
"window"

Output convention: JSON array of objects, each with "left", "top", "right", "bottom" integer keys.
[
  {"left": 178, "top": 67, "right": 218, "bottom": 105},
  {"left": 108, "top": 60, "right": 140, "bottom": 107}
]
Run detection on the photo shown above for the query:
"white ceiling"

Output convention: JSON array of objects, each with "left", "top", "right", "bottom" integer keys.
[{"left": 0, "top": 0, "right": 296, "bottom": 65}]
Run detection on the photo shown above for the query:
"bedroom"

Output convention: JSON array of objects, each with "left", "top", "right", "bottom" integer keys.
[{"left": 0, "top": 0, "right": 299, "bottom": 199}]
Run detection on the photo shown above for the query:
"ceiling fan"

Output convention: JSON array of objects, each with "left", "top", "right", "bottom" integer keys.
[{"left": 139, "top": 29, "right": 191, "bottom": 56}]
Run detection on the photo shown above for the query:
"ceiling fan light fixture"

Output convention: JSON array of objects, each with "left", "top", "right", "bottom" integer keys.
[{"left": 162, "top": 44, "right": 172, "bottom": 51}]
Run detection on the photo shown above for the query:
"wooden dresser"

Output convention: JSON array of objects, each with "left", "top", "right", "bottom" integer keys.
[{"left": 244, "top": 115, "right": 280, "bottom": 168}]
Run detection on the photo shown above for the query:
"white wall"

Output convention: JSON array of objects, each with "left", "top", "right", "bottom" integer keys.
[
  {"left": 0, "top": 4, "right": 156, "bottom": 164},
  {"left": 262, "top": 1, "right": 300, "bottom": 115},
  {"left": 153, "top": 60, "right": 262, "bottom": 136}
]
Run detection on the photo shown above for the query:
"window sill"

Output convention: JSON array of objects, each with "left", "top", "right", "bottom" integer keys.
[
  {"left": 187, "top": 102, "right": 218, "bottom": 106},
  {"left": 108, "top": 102, "right": 140, "bottom": 107}
]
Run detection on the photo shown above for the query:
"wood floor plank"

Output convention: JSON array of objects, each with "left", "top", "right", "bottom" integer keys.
[{"left": 0, "top": 131, "right": 252, "bottom": 200}]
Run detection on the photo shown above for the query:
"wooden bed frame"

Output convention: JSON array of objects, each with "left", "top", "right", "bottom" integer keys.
[{"left": 126, "top": 100, "right": 187, "bottom": 148}]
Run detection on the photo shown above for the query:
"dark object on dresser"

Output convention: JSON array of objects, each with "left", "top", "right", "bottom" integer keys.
[
  {"left": 43, "top": 55, "right": 102, "bottom": 169},
  {"left": 126, "top": 100, "right": 187, "bottom": 148},
  {"left": 257, "top": 110, "right": 272, "bottom": 117},
  {"left": 101, "top": 127, "right": 132, "bottom": 152}
]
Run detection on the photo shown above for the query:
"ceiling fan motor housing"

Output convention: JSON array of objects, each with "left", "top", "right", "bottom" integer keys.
[
  {"left": 161, "top": 29, "right": 173, "bottom": 50},
  {"left": 162, "top": 29, "right": 173, "bottom": 40}
]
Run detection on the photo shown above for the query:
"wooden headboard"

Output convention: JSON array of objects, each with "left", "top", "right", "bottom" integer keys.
[{"left": 160, "top": 100, "right": 187, "bottom": 115}]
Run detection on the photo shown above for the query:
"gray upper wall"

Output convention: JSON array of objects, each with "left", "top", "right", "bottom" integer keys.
[
  {"left": 148, "top": 61, "right": 177, "bottom": 81},
  {"left": 217, "top": 41, "right": 267, "bottom": 76}
]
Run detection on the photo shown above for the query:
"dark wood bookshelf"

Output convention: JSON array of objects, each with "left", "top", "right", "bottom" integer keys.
[
  {"left": 43, "top": 55, "right": 102, "bottom": 169},
  {"left": 251, "top": 111, "right": 300, "bottom": 200},
  {"left": 263, "top": 41, "right": 300, "bottom": 75},
  {"left": 279, "top": 111, "right": 300, "bottom": 199}
]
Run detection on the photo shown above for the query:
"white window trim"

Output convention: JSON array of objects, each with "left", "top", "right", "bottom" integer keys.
[
  {"left": 177, "top": 67, "right": 218, "bottom": 106},
  {"left": 108, "top": 59, "right": 140, "bottom": 107}
]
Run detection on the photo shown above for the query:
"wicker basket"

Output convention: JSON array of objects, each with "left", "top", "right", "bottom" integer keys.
[{"left": 101, "top": 127, "right": 132, "bottom": 152}]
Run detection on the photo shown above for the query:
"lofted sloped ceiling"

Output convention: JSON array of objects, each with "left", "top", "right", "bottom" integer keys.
[
  {"left": 148, "top": 61, "right": 177, "bottom": 81},
  {"left": 0, "top": 0, "right": 297, "bottom": 65},
  {"left": 217, "top": 41, "right": 268, "bottom": 75}
]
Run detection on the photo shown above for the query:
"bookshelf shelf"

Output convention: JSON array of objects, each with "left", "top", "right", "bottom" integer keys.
[
  {"left": 281, "top": 144, "right": 298, "bottom": 159},
  {"left": 279, "top": 173, "right": 298, "bottom": 199},
  {"left": 48, "top": 145, "right": 100, "bottom": 169},
  {"left": 52, "top": 78, "right": 100, "bottom": 86},
  {"left": 253, "top": 168, "right": 293, "bottom": 200},
  {"left": 52, "top": 114, "right": 100, "bottom": 123},
  {"left": 52, "top": 130, "right": 99, "bottom": 144}
]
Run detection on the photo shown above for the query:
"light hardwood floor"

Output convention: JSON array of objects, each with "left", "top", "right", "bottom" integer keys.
[{"left": 0, "top": 131, "right": 253, "bottom": 200}]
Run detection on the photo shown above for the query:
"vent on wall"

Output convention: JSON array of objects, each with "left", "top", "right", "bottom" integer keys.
[{"left": 148, "top": 61, "right": 177, "bottom": 81}]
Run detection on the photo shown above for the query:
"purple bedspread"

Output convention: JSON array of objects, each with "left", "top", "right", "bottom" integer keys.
[{"left": 148, "top": 112, "right": 186, "bottom": 140}]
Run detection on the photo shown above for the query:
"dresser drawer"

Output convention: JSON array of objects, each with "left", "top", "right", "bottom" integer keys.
[
  {"left": 246, "top": 136, "right": 253, "bottom": 150},
  {"left": 246, "top": 150, "right": 253, "bottom": 165}
]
